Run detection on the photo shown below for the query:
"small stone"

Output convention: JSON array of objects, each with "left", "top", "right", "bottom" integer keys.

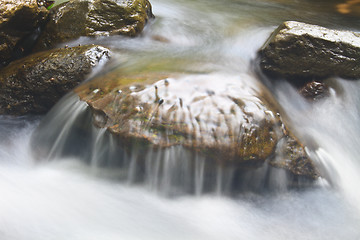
[{"left": 300, "top": 81, "right": 329, "bottom": 101}]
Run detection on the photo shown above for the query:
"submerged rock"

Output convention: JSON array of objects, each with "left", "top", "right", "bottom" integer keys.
[
  {"left": 34, "top": 0, "right": 154, "bottom": 50},
  {"left": 0, "top": 44, "right": 110, "bottom": 115},
  {"left": 258, "top": 21, "right": 360, "bottom": 81},
  {"left": 0, "top": 0, "right": 48, "bottom": 66},
  {"left": 74, "top": 72, "right": 318, "bottom": 181}
]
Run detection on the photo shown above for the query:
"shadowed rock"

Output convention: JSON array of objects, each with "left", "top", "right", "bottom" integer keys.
[
  {"left": 0, "top": 44, "right": 110, "bottom": 115},
  {"left": 75, "top": 72, "right": 318, "bottom": 180},
  {"left": 258, "top": 21, "right": 360, "bottom": 81},
  {"left": 0, "top": 0, "right": 48, "bottom": 66},
  {"left": 34, "top": 0, "right": 154, "bottom": 51},
  {"left": 299, "top": 81, "right": 330, "bottom": 101},
  {"left": 271, "top": 136, "right": 319, "bottom": 178}
]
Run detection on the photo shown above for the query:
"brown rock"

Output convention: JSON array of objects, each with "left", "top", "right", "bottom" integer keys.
[
  {"left": 0, "top": 0, "right": 48, "bottom": 65},
  {"left": 271, "top": 136, "right": 319, "bottom": 179},
  {"left": 74, "top": 72, "right": 318, "bottom": 179},
  {"left": 299, "top": 81, "right": 329, "bottom": 101}
]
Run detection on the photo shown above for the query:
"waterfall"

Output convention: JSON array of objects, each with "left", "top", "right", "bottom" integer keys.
[
  {"left": 31, "top": 86, "right": 314, "bottom": 196},
  {"left": 2, "top": 0, "right": 360, "bottom": 239},
  {"left": 275, "top": 78, "right": 360, "bottom": 212}
]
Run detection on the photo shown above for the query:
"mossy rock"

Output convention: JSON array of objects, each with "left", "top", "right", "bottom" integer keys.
[
  {"left": 34, "top": 0, "right": 154, "bottom": 51},
  {"left": 258, "top": 21, "right": 360, "bottom": 81},
  {"left": 0, "top": 44, "right": 110, "bottom": 115},
  {"left": 0, "top": 0, "right": 48, "bottom": 65}
]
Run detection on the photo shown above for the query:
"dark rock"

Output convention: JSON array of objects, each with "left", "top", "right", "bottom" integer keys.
[
  {"left": 258, "top": 21, "right": 360, "bottom": 81},
  {"left": 299, "top": 81, "right": 329, "bottom": 100},
  {"left": 34, "top": 0, "right": 154, "bottom": 51},
  {"left": 0, "top": 45, "right": 110, "bottom": 115},
  {"left": 74, "top": 72, "right": 318, "bottom": 180},
  {"left": 271, "top": 136, "right": 318, "bottom": 179},
  {"left": 0, "top": 0, "right": 48, "bottom": 65}
]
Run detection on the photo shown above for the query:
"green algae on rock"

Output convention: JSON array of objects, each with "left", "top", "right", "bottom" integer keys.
[
  {"left": 0, "top": 0, "right": 48, "bottom": 65},
  {"left": 75, "top": 72, "right": 318, "bottom": 179},
  {"left": 0, "top": 45, "right": 110, "bottom": 115},
  {"left": 34, "top": 0, "right": 154, "bottom": 50},
  {"left": 258, "top": 21, "right": 360, "bottom": 81}
]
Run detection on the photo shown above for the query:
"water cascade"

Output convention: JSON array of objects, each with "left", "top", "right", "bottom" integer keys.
[
  {"left": 275, "top": 79, "right": 360, "bottom": 212},
  {"left": 1, "top": 0, "right": 360, "bottom": 239}
]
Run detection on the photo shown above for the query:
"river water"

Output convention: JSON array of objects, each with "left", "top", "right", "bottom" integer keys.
[{"left": 1, "top": 0, "right": 360, "bottom": 239}]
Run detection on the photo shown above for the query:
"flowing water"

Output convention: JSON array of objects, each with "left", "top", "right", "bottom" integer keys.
[{"left": 1, "top": 0, "right": 360, "bottom": 239}]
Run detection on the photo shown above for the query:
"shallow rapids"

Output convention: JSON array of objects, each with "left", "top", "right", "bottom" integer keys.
[
  {"left": 0, "top": 120, "right": 360, "bottom": 240},
  {"left": 1, "top": 0, "right": 360, "bottom": 239},
  {"left": 275, "top": 78, "right": 360, "bottom": 213}
]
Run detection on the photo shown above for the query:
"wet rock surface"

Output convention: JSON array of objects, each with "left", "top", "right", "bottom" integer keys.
[
  {"left": 271, "top": 136, "right": 319, "bottom": 178},
  {"left": 258, "top": 21, "right": 360, "bottom": 81},
  {"left": 34, "top": 0, "right": 154, "bottom": 51},
  {"left": 0, "top": 45, "right": 110, "bottom": 115},
  {"left": 75, "top": 72, "right": 318, "bottom": 180},
  {"left": 0, "top": 0, "right": 48, "bottom": 66},
  {"left": 299, "top": 81, "right": 330, "bottom": 101}
]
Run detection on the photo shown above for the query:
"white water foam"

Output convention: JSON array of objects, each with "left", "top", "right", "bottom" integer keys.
[{"left": 276, "top": 78, "right": 360, "bottom": 212}]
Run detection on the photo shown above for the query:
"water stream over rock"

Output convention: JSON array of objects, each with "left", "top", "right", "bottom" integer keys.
[{"left": 1, "top": 0, "right": 360, "bottom": 239}]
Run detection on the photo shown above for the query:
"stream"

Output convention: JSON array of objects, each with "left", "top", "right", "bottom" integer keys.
[{"left": 1, "top": 0, "right": 360, "bottom": 239}]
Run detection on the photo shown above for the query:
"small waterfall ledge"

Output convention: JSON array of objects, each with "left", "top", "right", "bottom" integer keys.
[{"left": 31, "top": 72, "right": 319, "bottom": 196}]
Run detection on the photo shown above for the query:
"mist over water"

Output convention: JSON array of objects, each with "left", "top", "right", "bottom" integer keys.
[
  {"left": 1, "top": 119, "right": 360, "bottom": 240},
  {"left": 1, "top": 0, "right": 360, "bottom": 239},
  {"left": 0, "top": 122, "right": 360, "bottom": 240},
  {"left": 275, "top": 79, "right": 360, "bottom": 212}
]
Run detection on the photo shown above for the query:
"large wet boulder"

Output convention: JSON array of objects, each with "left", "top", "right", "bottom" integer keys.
[
  {"left": 0, "top": 44, "right": 110, "bottom": 115},
  {"left": 74, "top": 72, "right": 318, "bottom": 180},
  {"left": 0, "top": 0, "right": 48, "bottom": 66},
  {"left": 258, "top": 21, "right": 360, "bottom": 81},
  {"left": 34, "top": 0, "right": 154, "bottom": 50}
]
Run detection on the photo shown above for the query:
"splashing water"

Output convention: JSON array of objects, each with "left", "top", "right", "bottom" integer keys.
[
  {"left": 1, "top": 0, "right": 360, "bottom": 239},
  {"left": 275, "top": 78, "right": 360, "bottom": 212},
  {"left": 1, "top": 127, "right": 360, "bottom": 240}
]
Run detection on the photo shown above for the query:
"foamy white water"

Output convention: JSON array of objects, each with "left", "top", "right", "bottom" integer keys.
[
  {"left": 276, "top": 79, "right": 360, "bottom": 213},
  {"left": 0, "top": 116, "right": 359, "bottom": 240},
  {"left": 1, "top": 0, "right": 360, "bottom": 239}
]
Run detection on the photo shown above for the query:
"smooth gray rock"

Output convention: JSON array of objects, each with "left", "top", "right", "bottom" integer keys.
[{"left": 258, "top": 21, "right": 360, "bottom": 80}]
